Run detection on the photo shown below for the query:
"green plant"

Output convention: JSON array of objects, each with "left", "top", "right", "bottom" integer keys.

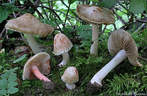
[
  {"left": 99, "top": 73, "right": 140, "bottom": 96},
  {"left": 0, "top": 2, "right": 19, "bottom": 23},
  {"left": 13, "top": 54, "right": 28, "bottom": 64},
  {"left": 0, "top": 68, "right": 19, "bottom": 96}
]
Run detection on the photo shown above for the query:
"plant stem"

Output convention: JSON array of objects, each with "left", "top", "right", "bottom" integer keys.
[{"left": 90, "top": 50, "right": 127, "bottom": 86}]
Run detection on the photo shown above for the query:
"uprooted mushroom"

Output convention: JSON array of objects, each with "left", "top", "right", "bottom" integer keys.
[
  {"left": 89, "top": 29, "right": 142, "bottom": 89},
  {"left": 5, "top": 13, "right": 54, "bottom": 54},
  {"left": 76, "top": 4, "right": 115, "bottom": 56},
  {"left": 23, "top": 52, "right": 54, "bottom": 89}
]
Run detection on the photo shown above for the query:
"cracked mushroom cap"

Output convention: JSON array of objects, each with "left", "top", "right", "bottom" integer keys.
[
  {"left": 61, "top": 66, "right": 79, "bottom": 84},
  {"left": 5, "top": 13, "right": 54, "bottom": 37},
  {"left": 23, "top": 52, "right": 50, "bottom": 80},
  {"left": 108, "top": 29, "right": 142, "bottom": 67},
  {"left": 76, "top": 4, "right": 115, "bottom": 24},
  {"left": 53, "top": 33, "right": 73, "bottom": 55}
]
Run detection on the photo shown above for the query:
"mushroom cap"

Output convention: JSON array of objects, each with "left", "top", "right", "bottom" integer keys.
[
  {"left": 53, "top": 33, "right": 73, "bottom": 55},
  {"left": 23, "top": 52, "right": 50, "bottom": 80},
  {"left": 5, "top": 13, "right": 54, "bottom": 37},
  {"left": 76, "top": 4, "right": 115, "bottom": 24},
  {"left": 61, "top": 66, "right": 79, "bottom": 84},
  {"left": 108, "top": 29, "right": 142, "bottom": 66}
]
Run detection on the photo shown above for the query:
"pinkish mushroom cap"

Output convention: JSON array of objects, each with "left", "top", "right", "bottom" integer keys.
[
  {"left": 61, "top": 66, "right": 79, "bottom": 84},
  {"left": 53, "top": 33, "right": 73, "bottom": 55}
]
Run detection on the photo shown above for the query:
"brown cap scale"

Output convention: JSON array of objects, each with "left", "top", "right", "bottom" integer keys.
[
  {"left": 89, "top": 29, "right": 142, "bottom": 90},
  {"left": 53, "top": 33, "right": 73, "bottom": 67},
  {"left": 61, "top": 66, "right": 79, "bottom": 90},
  {"left": 5, "top": 13, "right": 54, "bottom": 54},
  {"left": 76, "top": 4, "right": 115, "bottom": 56}
]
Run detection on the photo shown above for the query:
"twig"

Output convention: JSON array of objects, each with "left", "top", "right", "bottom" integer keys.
[
  {"left": 139, "top": 56, "right": 147, "bottom": 62},
  {"left": 102, "top": 25, "right": 107, "bottom": 34},
  {"left": 0, "top": 28, "right": 6, "bottom": 38},
  {"left": 37, "top": 5, "right": 63, "bottom": 32},
  {"left": 119, "top": 3, "right": 130, "bottom": 14},
  {"left": 63, "top": 3, "right": 71, "bottom": 27},
  {"left": 40, "top": 3, "right": 49, "bottom": 20},
  {"left": 136, "top": 19, "right": 147, "bottom": 23},
  {"left": 113, "top": 8, "right": 127, "bottom": 25},
  {"left": 36, "top": 9, "right": 44, "bottom": 18},
  {"left": 60, "top": 0, "right": 79, "bottom": 19},
  {"left": 134, "top": 23, "right": 146, "bottom": 33},
  {"left": 5, "top": 30, "right": 9, "bottom": 39},
  {"left": 38, "top": 6, "right": 62, "bottom": 21},
  {"left": 54, "top": 18, "right": 63, "bottom": 32},
  {"left": 113, "top": 24, "right": 117, "bottom": 30}
]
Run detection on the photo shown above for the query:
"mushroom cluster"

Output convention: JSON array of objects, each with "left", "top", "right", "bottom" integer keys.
[{"left": 4, "top": 3, "right": 143, "bottom": 93}]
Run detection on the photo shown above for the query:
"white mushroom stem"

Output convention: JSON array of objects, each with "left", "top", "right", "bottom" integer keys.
[
  {"left": 65, "top": 83, "right": 76, "bottom": 90},
  {"left": 58, "top": 52, "right": 69, "bottom": 67},
  {"left": 90, "top": 24, "right": 99, "bottom": 56},
  {"left": 31, "top": 65, "right": 51, "bottom": 82},
  {"left": 90, "top": 50, "right": 127, "bottom": 86},
  {"left": 25, "top": 34, "right": 45, "bottom": 54}
]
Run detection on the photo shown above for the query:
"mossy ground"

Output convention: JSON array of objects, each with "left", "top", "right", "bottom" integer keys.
[{"left": 0, "top": 31, "right": 146, "bottom": 96}]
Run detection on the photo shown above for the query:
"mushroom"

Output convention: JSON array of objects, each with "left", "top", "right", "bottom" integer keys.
[
  {"left": 61, "top": 66, "right": 79, "bottom": 90},
  {"left": 23, "top": 52, "right": 51, "bottom": 82},
  {"left": 90, "top": 29, "right": 142, "bottom": 88},
  {"left": 53, "top": 32, "right": 73, "bottom": 67},
  {"left": 76, "top": 4, "right": 115, "bottom": 56},
  {"left": 5, "top": 13, "right": 54, "bottom": 54}
]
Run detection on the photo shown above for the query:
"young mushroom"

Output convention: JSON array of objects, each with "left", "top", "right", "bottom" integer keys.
[
  {"left": 89, "top": 29, "right": 142, "bottom": 88},
  {"left": 53, "top": 33, "right": 73, "bottom": 67},
  {"left": 5, "top": 13, "right": 54, "bottom": 54},
  {"left": 61, "top": 66, "right": 79, "bottom": 90},
  {"left": 76, "top": 4, "right": 114, "bottom": 56},
  {"left": 23, "top": 52, "right": 53, "bottom": 84}
]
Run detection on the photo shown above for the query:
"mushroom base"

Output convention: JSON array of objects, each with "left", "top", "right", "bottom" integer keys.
[
  {"left": 42, "top": 81, "right": 55, "bottom": 90},
  {"left": 65, "top": 83, "right": 76, "bottom": 90},
  {"left": 86, "top": 82, "right": 102, "bottom": 94}
]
